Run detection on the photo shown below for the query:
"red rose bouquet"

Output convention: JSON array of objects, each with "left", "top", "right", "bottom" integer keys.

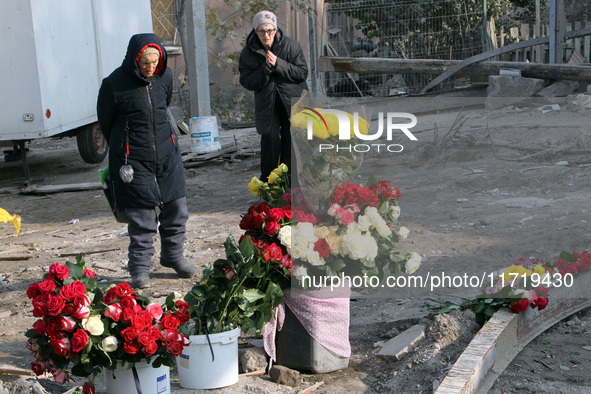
[
  {"left": 184, "top": 165, "right": 292, "bottom": 335},
  {"left": 26, "top": 256, "right": 190, "bottom": 393}
]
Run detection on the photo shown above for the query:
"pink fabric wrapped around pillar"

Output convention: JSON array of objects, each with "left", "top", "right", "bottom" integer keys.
[{"left": 262, "top": 286, "right": 351, "bottom": 361}]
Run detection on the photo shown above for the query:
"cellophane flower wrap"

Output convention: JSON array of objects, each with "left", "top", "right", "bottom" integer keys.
[
  {"left": 25, "top": 256, "right": 190, "bottom": 393},
  {"left": 290, "top": 176, "right": 421, "bottom": 289},
  {"left": 290, "top": 92, "right": 372, "bottom": 215},
  {"left": 183, "top": 165, "right": 292, "bottom": 335}
]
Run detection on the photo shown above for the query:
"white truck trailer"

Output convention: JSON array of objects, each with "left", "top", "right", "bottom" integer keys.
[{"left": 1, "top": 0, "right": 153, "bottom": 183}]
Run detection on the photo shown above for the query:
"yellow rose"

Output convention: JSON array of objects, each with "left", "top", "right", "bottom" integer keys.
[
  {"left": 325, "top": 233, "right": 342, "bottom": 255},
  {"left": 275, "top": 163, "right": 289, "bottom": 175},
  {"left": 102, "top": 336, "right": 118, "bottom": 352},
  {"left": 248, "top": 177, "right": 263, "bottom": 197},
  {"left": 82, "top": 315, "right": 104, "bottom": 336},
  {"left": 267, "top": 171, "right": 279, "bottom": 184}
]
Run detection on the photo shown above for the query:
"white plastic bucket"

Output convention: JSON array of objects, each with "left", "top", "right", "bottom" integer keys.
[
  {"left": 177, "top": 327, "right": 241, "bottom": 389},
  {"left": 103, "top": 360, "right": 170, "bottom": 394},
  {"left": 190, "top": 116, "right": 221, "bottom": 154}
]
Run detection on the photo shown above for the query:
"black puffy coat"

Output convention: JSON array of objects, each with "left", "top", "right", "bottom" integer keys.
[
  {"left": 238, "top": 28, "right": 308, "bottom": 135},
  {"left": 97, "top": 34, "right": 186, "bottom": 208}
]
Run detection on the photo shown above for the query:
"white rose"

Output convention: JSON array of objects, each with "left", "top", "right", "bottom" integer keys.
[
  {"left": 102, "top": 336, "right": 118, "bottom": 352},
  {"left": 291, "top": 238, "right": 309, "bottom": 261},
  {"left": 357, "top": 215, "right": 372, "bottom": 232},
  {"left": 376, "top": 224, "right": 392, "bottom": 238},
  {"left": 278, "top": 226, "right": 292, "bottom": 252},
  {"left": 346, "top": 222, "right": 359, "bottom": 233},
  {"left": 389, "top": 205, "right": 401, "bottom": 221},
  {"left": 364, "top": 206, "right": 378, "bottom": 217},
  {"left": 297, "top": 222, "right": 318, "bottom": 244},
  {"left": 370, "top": 211, "right": 386, "bottom": 228},
  {"left": 314, "top": 226, "right": 330, "bottom": 239},
  {"left": 363, "top": 234, "right": 378, "bottom": 262},
  {"left": 82, "top": 315, "right": 104, "bottom": 336},
  {"left": 307, "top": 246, "right": 325, "bottom": 266},
  {"left": 398, "top": 226, "right": 410, "bottom": 240},
  {"left": 342, "top": 230, "right": 374, "bottom": 261},
  {"left": 405, "top": 252, "right": 422, "bottom": 274},
  {"left": 292, "top": 266, "right": 308, "bottom": 281}
]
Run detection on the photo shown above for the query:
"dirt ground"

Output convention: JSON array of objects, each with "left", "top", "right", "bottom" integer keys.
[{"left": 1, "top": 97, "right": 591, "bottom": 393}]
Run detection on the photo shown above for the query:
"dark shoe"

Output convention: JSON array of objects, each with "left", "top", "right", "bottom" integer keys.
[
  {"left": 130, "top": 273, "right": 151, "bottom": 289},
  {"left": 160, "top": 258, "right": 197, "bottom": 278}
]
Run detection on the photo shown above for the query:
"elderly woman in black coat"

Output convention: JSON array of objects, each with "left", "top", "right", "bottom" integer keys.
[
  {"left": 238, "top": 11, "right": 308, "bottom": 183},
  {"left": 97, "top": 33, "right": 196, "bottom": 288}
]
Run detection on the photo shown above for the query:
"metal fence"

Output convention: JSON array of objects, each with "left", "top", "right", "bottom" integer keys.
[{"left": 322, "top": 0, "right": 485, "bottom": 96}]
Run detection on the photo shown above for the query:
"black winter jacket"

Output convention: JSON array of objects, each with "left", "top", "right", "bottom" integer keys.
[
  {"left": 97, "top": 34, "right": 186, "bottom": 208},
  {"left": 238, "top": 28, "right": 308, "bottom": 135}
]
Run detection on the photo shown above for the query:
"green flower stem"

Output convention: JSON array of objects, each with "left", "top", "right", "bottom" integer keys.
[{"left": 215, "top": 260, "right": 257, "bottom": 333}]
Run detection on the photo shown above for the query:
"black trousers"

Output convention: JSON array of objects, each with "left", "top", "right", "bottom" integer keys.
[
  {"left": 260, "top": 100, "right": 292, "bottom": 183},
  {"left": 125, "top": 197, "right": 188, "bottom": 275}
]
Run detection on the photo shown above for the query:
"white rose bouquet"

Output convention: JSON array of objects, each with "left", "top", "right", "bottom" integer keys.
[{"left": 291, "top": 177, "right": 421, "bottom": 286}]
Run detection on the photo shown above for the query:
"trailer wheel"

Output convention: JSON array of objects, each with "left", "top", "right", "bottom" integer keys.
[{"left": 77, "top": 123, "right": 107, "bottom": 164}]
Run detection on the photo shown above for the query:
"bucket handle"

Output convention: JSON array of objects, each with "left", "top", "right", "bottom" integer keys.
[
  {"left": 132, "top": 365, "right": 144, "bottom": 394},
  {"left": 203, "top": 324, "right": 215, "bottom": 362}
]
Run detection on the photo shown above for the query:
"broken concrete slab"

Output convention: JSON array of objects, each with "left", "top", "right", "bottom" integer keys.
[
  {"left": 536, "top": 80, "right": 580, "bottom": 97},
  {"left": 377, "top": 324, "right": 426, "bottom": 360},
  {"left": 486, "top": 76, "right": 547, "bottom": 110}
]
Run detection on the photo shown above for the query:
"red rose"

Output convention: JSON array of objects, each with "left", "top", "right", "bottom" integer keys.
[
  {"left": 32, "top": 294, "right": 49, "bottom": 318},
  {"left": 142, "top": 341, "right": 159, "bottom": 356},
  {"left": 121, "top": 327, "right": 139, "bottom": 342},
  {"left": 71, "top": 281, "right": 87, "bottom": 296},
  {"left": 121, "top": 307, "right": 135, "bottom": 324},
  {"left": 305, "top": 212, "right": 317, "bottom": 225},
  {"left": 32, "top": 319, "right": 46, "bottom": 335},
  {"left": 531, "top": 297, "right": 549, "bottom": 310},
  {"left": 281, "top": 205, "right": 292, "bottom": 220},
  {"left": 44, "top": 319, "right": 61, "bottom": 337},
  {"left": 147, "top": 326, "right": 161, "bottom": 341},
  {"left": 131, "top": 314, "right": 150, "bottom": 331},
  {"left": 50, "top": 336, "right": 71, "bottom": 356},
  {"left": 239, "top": 215, "right": 251, "bottom": 231},
  {"left": 71, "top": 328, "right": 89, "bottom": 353},
  {"left": 294, "top": 210, "right": 308, "bottom": 223},
  {"left": 175, "top": 300, "right": 189, "bottom": 309},
  {"left": 160, "top": 328, "right": 179, "bottom": 343},
  {"left": 137, "top": 330, "right": 154, "bottom": 346},
  {"left": 83, "top": 269, "right": 97, "bottom": 279},
  {"left": 27, "top": 283, "right": 42, "bottom": 299},
  {"left": 267, "top": 208, "right": 284, "bottom": 222},
  {"left": 120, "top": 295, "right": 137, "bottom": 310},
  {"left": 357, "top": 188, "right": 380, "bottom": 206},
  {"left": 264, "top": 221, "right": 281, "bottom": 236},
  {"left": 174, "top": 310, "right": 190, "bottom": 325},
  {"left": 47, "top": 294, "right": 65, "bottom": 317},
  {"left": 166, "top": 341, "right": 184, "bottom": 356},
  {"left": 179, "top": 334, "right": 191, "bottom": 346},
  {"left": 391, "top": 187, "right": 401, "bottom": 199},
  {"left": 59, "top": 284, "right": 76, "bottom": 302},
  {"left": 103, "top": 288, "right": 117, "bottom": 305},
  {"left": 38, "top": 279, "right": 56, "bottom": 294},
  {"left": 161, "top": 314, "right": 180, "bottom": 330},
  {"left": 83, "top": 382, "right": 96, "bottom": 394},
  {"left": 256, "top": 202, "right": 271, "bottom": 214},
  {"left": 314, "top": 239, "right": 330, "bottom": 258},
  {"left": 31, "top": 361, "right": 46, "bottom": 376},
  {"left": 114, "top": 283, "right": 133, "bottom": 299},
  {"left": 251, "top": 213, "right": 265, "bottom": 229},
  {"left": 123, "top": 341, "right": 141, "bottom": 355},
  {"left": 49, "top": 263, "right": 70, "bottom": 281},
  {"left": 105, "top": 304, "right": 123, "bottom": 321},
  {"left": 510, "top": 299, "right": 529, "bottom": 313}
]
